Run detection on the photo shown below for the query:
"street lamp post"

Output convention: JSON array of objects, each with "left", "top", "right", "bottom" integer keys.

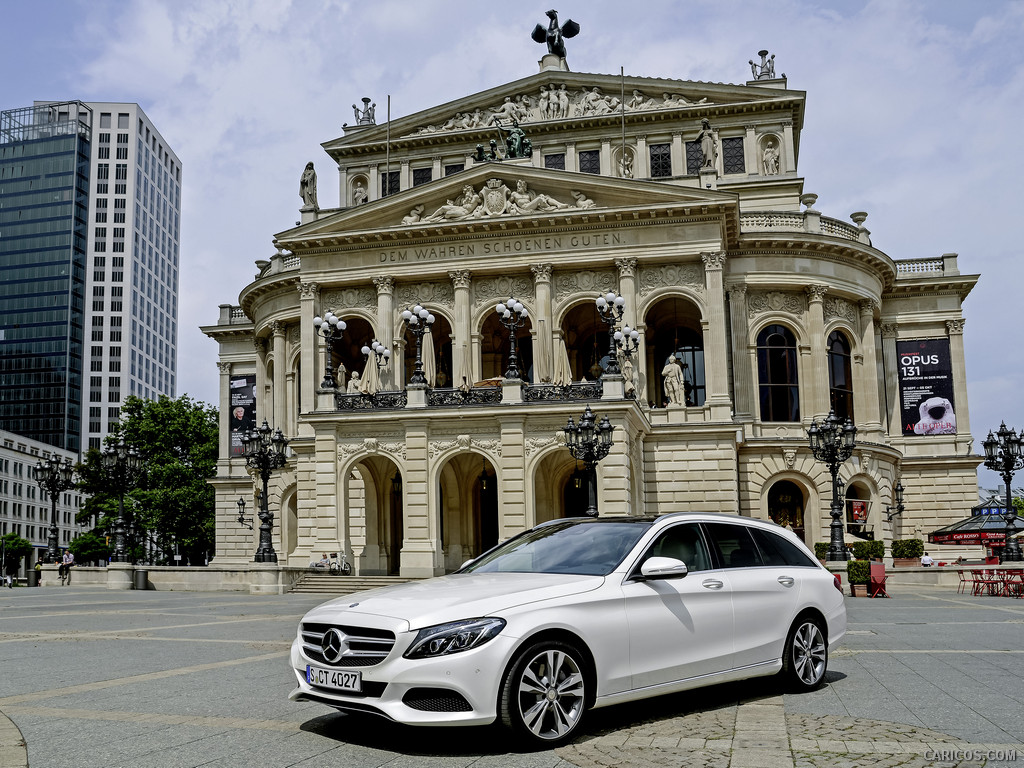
[
  {"left": 808, "top": 410, "right": 857, "bottom": 562},
  {"left": 32, "top": 455, "right": 76, "bottom": 563},
  {"left": 401, "top": 305, "right": 435, "bottom": 386},
  {"left": 495, "top": 297, "right": 529, "bottom": 380},
  {"left": 563, "top": 405, "right": 615, "bottom": 517},
  {"left": 885, "top": 480, "right": 905, "bottom": 523},
  {"left": 982, "top": 423, "right": 1024, "bottom": 562},
  {"left": 313, "top": 309, "right": 347, "bottom": 389},
  {"left": 242, "top": 420, "right": 289, "bottom": 563},
  {"left": 236, "top": 497, "right": 253, "bottom": 530},
  {"left": 101, "top": 440, "right": 144, "bottom": 563},
  {"left": 361, "top": 339, "right": 392, "bottom": 369},
  {"left": 613, "top": 324, "right": 640, "bottom": 360},
  {"left": 595, "top": 292, "right": 625, "bottom": 376}
]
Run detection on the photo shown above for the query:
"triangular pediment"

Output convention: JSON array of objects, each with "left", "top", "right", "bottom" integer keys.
[
  {"left": 275, "top": 163, "right": 739, "bottom": 250},
  {"left": 324, "top": 69, "right": 804, "bottom": 156}
]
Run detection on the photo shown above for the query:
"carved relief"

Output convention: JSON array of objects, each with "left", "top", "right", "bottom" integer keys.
[
  {"left": 405, "top": 179, "right": 586, "bottom": 226},
  {"left": 946, "top": 319, "right": 966, "bottom": 335},
  {"left": 428, "top": 435, "right": 501, "bottom": 460},
  {"left": 823, "top": 297, "right": 857, "bottom": 324},
  {"left": 338, "top": 438, "right": 406, "bottom": 462},
  {"left": 475, "top": 276, "right": 534, "bottom": 306},
  {"left": 287, "top": 326, "right": 301, "bottom": 348},
  {"left": 637, "top": 264, "right": 703, "bottom": 297},
  {"left": 747, "top": 290, "right": 805, "bottom": 318},
  {"left": 396, "top": 281, "right": 454, "bottom": 309},
  {"left": 525, "top": 435, "right": 559, "bottom": 457},
  {"left": 322, "top": 286, "right": 377, "bottom": 312},
  {"left": 783, "top": 449, "right": 797, "bottom": 470},
  {"left": 554, "top": 270, "right": 616, "bottom": 302}
]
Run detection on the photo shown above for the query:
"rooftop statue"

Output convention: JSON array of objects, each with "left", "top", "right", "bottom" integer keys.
[
  {"left": 531, "top": 10, "right": 579, "bottom": 59},
  {"left": 299, "top": 162, "right": 318, "bottom": 209},
  {"left": 352, "top": 97, "right": 376, "bottom": 125},
  {"left": 749, "top": 50, "right": 777, "bottom": 80},
  {"left": 502, "top": 120, "right": 533, "bottom": 159}
]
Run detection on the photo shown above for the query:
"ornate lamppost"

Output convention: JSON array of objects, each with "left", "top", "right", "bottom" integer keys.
[
  {"left": 808, "top": 410, "right": 857, "bottom": 561},
  {"left": 595, "top": 292, "right": 625, "bottom": 375},
  {"left": 982, "top": 423, "right": 1024, "bottom": 562},
  {"left": 885, "top": 480, "right": 905, "bottom": 523},
  {"left": 101, "top": 440, "right": 144, "bottom": 563},
  {"left": 401, "top": 304, "right": 435, "bottom": 386},
  {"left": 614, "top": 324, "right": 640, "bottom": 359},
  {"left": 32, "top": 455, "right": 76, "bottom": 563},
  {"left": 495, "top": 297, "right": 529, "bottom": 380},
  {"left": 563, "top": 405, "right": 615, "bottom": 517},
  {"left": 313, "top": 309, "right": 347, "bottom": 389},
  {"left": 361, "top": 339, "right": 392, "bottom": 369},
  {"left": 236, "top": 497, "right": 253, "bottom": 530},
  {"left": 242, "top": 419, "right": 289, "bottom": 563}
]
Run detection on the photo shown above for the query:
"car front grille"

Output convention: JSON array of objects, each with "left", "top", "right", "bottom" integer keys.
[
  {"left": 301, "top": 622, "right": 396, "bottom": 667},
  {"left": 402, "top": 687, "right": 473, "bottom": 712}
]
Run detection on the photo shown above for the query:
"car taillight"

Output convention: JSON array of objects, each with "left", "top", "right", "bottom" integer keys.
[{"left": 833, "top": 574, "right": 842, "bottom": 592}]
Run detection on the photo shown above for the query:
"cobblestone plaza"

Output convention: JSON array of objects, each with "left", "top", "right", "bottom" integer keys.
[{"left": 1, "top": 585, "right": 1020, "bottom": 768}]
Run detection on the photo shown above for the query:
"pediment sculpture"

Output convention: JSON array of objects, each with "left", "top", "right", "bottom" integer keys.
[
  {"left": 396, "top": 179, "right": 599, "bottom": 225},
  {"left": 408, "top": 87, "right": 712, "bottom": 137}
]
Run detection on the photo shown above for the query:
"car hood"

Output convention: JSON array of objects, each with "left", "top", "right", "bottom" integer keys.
[{"left": 302, "top": 572, "right": 606, "bottom": 632}]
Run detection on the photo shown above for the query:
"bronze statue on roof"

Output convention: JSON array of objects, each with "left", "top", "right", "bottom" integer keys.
[{"left": 532, "top": 10, "right": 579, "bottom": 59}]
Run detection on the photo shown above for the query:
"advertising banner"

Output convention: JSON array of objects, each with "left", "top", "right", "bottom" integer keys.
[
  {"left": 229, "top": 375, "right": 256, "bottom": 457},
  {"left": 897, "top": 339, "right": 956, "bottom": 436}
]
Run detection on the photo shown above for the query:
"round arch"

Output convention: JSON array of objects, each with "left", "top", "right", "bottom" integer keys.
[
  {"left": 342, "top": 454, "right": 404, "bottom": 575},
  {"left": 530, "top": 443, "right": 599, "bottom": 523},
  {"left": 758, "top": 473, "right": 820, "bottom": 544},
  {"left": 556, "top": 298, "right": 610, "bottom": 382},
  {"left": 433, "top": 450, "right": 500, "bottom": 572},
  {"left": 643, "top": 294, "right": 707, "bottom": 407}
]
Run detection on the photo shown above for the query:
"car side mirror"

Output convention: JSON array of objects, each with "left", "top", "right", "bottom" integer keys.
[{"left": 639, "top": 556, "right": 688, "bottom": 580}]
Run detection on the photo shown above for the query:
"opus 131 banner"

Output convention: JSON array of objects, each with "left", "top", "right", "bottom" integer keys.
[
  {"left": 229, "top": 375, "right": 257, "bottom": 456},
  {"left": 897, "top": 339, "right": 956, "bottom": 436}
]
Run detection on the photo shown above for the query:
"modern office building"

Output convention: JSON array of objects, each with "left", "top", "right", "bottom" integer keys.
[
  {"left": 205, "top": 46, "right": 981, "bottom": 575},
  {"left": 0, "top": 100, "right": 181, "bottom": 454}
]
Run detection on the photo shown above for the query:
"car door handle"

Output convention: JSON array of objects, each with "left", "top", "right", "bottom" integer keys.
[
  {"left": 777, "top": 576, "right": 795, "bottom": 588},
  {"left": 701, "top": 579, "right": 724, "bottom": 590}
]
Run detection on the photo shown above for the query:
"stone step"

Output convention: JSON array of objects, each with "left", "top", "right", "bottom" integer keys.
[{"left": 290, "top": 574, "right": 420, "bottom": 595}]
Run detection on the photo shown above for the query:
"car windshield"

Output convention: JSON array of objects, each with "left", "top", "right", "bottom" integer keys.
[{"left": 461, "top": 519, "right": 654, "bottom": 576}]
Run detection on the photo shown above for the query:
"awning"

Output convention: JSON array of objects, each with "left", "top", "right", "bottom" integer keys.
[{"left": 928, "top": 514, "right": 1015, "bottom": 546}]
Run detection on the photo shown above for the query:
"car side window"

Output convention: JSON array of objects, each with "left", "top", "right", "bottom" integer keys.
[
  {"left": 749, "top": 527, "right": 818, "bottom": 568},
  {"left": 702, "top": 522, "right": 764, "bottom": 569},
  {"left": 641, "top": 523, "right": 711, "bottom": 572}
]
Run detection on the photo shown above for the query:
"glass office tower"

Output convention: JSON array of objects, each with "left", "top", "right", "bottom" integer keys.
[{"left": 0, "top": 102, "right": 91, "bottom": 452}]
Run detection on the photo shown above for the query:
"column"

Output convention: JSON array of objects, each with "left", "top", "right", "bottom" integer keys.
[
  {"left": 670, "top": 132, "right": 684, "bottom": 177},
  {"left": 880, "top": 323, "right": 900, "bottom": 436},
  {"left": 615, "top": 257, "right": 639, "bottom": 393},
  {"left": 449, "top": 270, "right": 472, "bottom": 389},
  {"left": 635, "top": 135, "right": 649, "bottom": 178},
  {"left": 285, "top": 372, "right": 296, "bottom": 436},
  {"left": 217, "top": 361, "right": 232, "bottom": 460},
  {"left": 856, "top": 300, "right": 883, "bottom": 436},
  {"left": 565, "top": 142, "right": 577, "bottom": 172},
  {"left": 368, "top": 163, "right": 379, "bottom": 200},
  {"left": 744, "top": 125, "right": 757, "bottom": 175},
  {"left": 530, "top": 264, "right": 553, "bottom": 383},
  {"left": 781, "top": 121, "right": 795, "bottom": 173},
  {"left": 727, "top": 284, "right": 753, "bottom": 419},
  {"left": 400, "top": 425, "right": 443, "bottom": 577},
  {"left": 271, "top": 321, "right": 287, "bottom": 430},
  {"left": 298, "top": 282, "right": 319, "bottom": 431},
  {"left": 806, "top": 285, "right": 830, "bottom": 420},
  {"left": 431, "top": 155, "right": 442, "bottom": 180},
  {"left": 399, "top": 160, "right": 410, "bottom": 192},
  {"left": 600, "top": 140, "right": 612, "bottom": 177},
  {"left": 253, "top": 336, "right": 268, "bottom": 419},
  {"left": 701, "top": 252, "right": 732, "bottom": 420},
  {"left": 946, "top": 319, "right": 970, "bottom": 437},
  {"left": 338, "top": 165, "right": 348, "bottom": 207},
  {"left": 373, "top": 276, "right": 395, "bottom": 389}
]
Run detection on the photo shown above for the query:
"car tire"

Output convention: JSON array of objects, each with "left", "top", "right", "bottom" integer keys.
[
  {"left": 499, "top": 641, "right": 587, "bottom": 748},
  {"left": 781, "top": 616, "right": 827, "bottom": 691}
]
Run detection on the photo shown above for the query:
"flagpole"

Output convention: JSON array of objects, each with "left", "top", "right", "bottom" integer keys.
[
  {"left": 385, "top": 95, "right": 391, "bottom": 197},
  {"left": 620, "top": 66, "right": 626, "bottom": 177}
]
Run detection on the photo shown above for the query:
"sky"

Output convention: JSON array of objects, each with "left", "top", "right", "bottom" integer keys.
[{"left": 2, "top": 0, "right": 1021, "bottom": 491}]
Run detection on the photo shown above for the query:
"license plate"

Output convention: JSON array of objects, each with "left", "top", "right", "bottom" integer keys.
[{"left": 306, "top": 665, "right": 362, "bottom": 693}]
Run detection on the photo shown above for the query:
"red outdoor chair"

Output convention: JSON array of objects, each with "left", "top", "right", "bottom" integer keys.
[
  {"left": 957, "top": 570, "right": 970, "bottom": 594},
  {"left": 869, "top": 562, "right": 890, "bottom": 598}
]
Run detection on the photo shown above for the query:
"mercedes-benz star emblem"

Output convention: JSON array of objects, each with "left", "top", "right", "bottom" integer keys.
[{"left": 321, "top": 628, "right": 347, "bottom": 663}]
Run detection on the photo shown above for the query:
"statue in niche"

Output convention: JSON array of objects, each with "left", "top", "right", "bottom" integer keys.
[
  {"left": 616, "top": 148, "right": 634, "bottom": 178},
  {"left": 697, "top": 118, "right": 717, "bottom": 170},
  {"left": 509, "top": 179, "right": 569, "bottom": 213},
  {"left": 352, "top": 181, "right": 367, "bottom": 206},
  {"left": 571, "top": 190, "right": 596, "bottom": 209},
  {"left": 299, "top": 162, "right": 318, "bottom": 209},
  {"left": 531, "top": 9, "right": 580, "bottom": 59},
  {"left": 423, "top": 184, "right": 482, "bottom": 222},
  {"left": 762, "top": 139, "right": 780, "bottom": 175},
  {"left": 661, "top": 355, "right": 684, "bottom": 405},
  {"left": 621, "top": 356, "right": 636, "bottom": 397}
]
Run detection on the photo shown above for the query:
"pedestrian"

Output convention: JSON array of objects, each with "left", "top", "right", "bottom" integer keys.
[
  {"left": 4, "top": 554, "right": 18, "bottom": 588},
  {"left": 60, "top": 549, "right": 75, "bottom": 584},
  {"left": 920, "top": 551, "right": 934, "bottom": 567}
]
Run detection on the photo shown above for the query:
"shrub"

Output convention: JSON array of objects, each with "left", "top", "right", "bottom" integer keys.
[
  {"left": 891, "top": 539, "right": 924, "bottom": 559},
  {"left": 814, "top": 542, "right": 829, "bottom": 560},
  {"left": 847, "top": 559, "right": 870, "bottom": 584},
  {"left": 852, "top": 539, "right": 885, "bottom": 560}
]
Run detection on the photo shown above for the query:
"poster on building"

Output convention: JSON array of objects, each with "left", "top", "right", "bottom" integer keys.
[
  {"left": 849, "top": 500, "right": 867, "bottom": 524},
  {"left": 229, "top": 375, "right": 256, "bottom": 457},
  {"left": 897, "top": 339, "right": 956, "bottom": 436}
]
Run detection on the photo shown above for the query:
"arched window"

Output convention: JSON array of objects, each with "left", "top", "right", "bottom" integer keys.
[
  {"left": 827, "top": 330, "right": 854, "bottom": 422},
  {"left": 757, "top": 324, "right": 799, "bottom": 422}
]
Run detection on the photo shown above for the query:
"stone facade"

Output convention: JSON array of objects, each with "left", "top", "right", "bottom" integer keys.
[{"left": 202, "top": 60, "right": 980, "bottom": 576}]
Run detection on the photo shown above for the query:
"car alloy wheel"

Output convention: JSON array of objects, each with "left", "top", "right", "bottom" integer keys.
[
  {"left": 784, "top": 618, "right": 827, "bottom": 690},
  {"left": 501, "top": 641, "right": 587, "bottom": 746}
]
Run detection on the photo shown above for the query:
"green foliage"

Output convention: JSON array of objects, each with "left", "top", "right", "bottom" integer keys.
[
  {"left": 69, "top": 530, "right": 111, "bottom": 565},
  {"left": 847, "top": 559, "right": 870, "bottom": 584},
  {"left": 77, "top": 394, "right": 219, "bottom": 565},
  {"left": 1, "top": 534, "right": 33, "bottom": 571},
  {"left": 814, "top": 542, "right": 829, "bottom": 560},
  {"left": 852, "top": 540, "right": 885, "bottom": 560},
  {"left": 891, "top": 538, "right": 925, "bottom": 559}
]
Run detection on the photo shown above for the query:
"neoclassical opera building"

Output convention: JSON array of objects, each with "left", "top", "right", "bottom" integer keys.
[{"left": 203, "top": 46, "right": 979, "bottom": 576}]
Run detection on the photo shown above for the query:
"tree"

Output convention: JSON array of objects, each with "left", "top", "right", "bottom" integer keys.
[
  {"left": 68, "top": 530, "right": 110, "bottom": 566},
  {"left": 77, "top": 394, "right": 219, "bottom": 565},
  {"left": 1, "top": 534, "right": 32, "bottom": 576}
]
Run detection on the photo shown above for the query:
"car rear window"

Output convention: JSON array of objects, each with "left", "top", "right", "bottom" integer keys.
[
  {"left": 748, "top": 527, "right": 818, "bottom": 568},
  {"left": 701, "top": 522, "right": 764, "bottom": 569}
]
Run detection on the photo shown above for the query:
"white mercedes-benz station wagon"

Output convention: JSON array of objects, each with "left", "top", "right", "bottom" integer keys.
[{"left": 289, "top": 512, "right": 846, "bottom": 746}]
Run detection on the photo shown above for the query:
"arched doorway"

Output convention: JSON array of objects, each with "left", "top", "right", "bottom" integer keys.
[
  {"left": 402, "top": 313, "right": 453, "bottom": 388},
  {"left": 845, "top": 482, "right": 871, "bottom": 540},
  {"left": 533, "top": 448, "right": 591, "bottom": 522},
  {"left": 346, "top": 456, "right": 402, "bottom": 575},
  {"left": 437, "top": 452, "right": 499, "bottom": 571},
  {"left": 767, "top": 479, "right": 806, "bottom": 542},
  {"left": 561, "top": 303, "right": 607, "bottom": 382},
  {"left": 480, "top": 310, "right": 534, "bottom": 381},
  {"left": 321, "top": 315, "right": 374, "bottom": 390},
  {"left": 643, "top": 296, "right": 705, "bottom": 407}
]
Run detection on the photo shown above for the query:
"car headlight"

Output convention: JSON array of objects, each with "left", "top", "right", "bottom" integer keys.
[{"left": 403, "top": 618, "right": 506, "bottom": 659}]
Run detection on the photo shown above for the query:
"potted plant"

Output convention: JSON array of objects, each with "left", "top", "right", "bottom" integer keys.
[
  {"left": 814, "top": 542, "right": 829, "bottom": 565},
  {"left": 852, "top": 539, "right": 885, "bottom": 561},
  {"left": 847, "top": 559, "right": 870, "bottom": 596},
  {"left": 891, "top": 538, "right": 924, "bottom": 567}
]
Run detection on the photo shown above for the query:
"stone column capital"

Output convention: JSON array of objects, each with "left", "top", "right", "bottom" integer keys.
[
  {"left": 859, "top": 298, "right": 880, "bottom": 316},
  {"left": 615, "top": 257, "right": 638, "bottom": 277},
  {"left": 448, "top": 270, "right": 472, "bottom": 289},
  {"left": 880, "top": 322, "right": 899, "bottom": 338},
  {"left": 269, "top": 320, "right": 285, "bottom": 336},
  {"left": 530, "top": 263, "right": 553, "bottom": 283},
  {"left": 298, "top": 282, "right": 320, "bottom": 300},
  {"left": 253, "top": 337, "right": 267, "bottom": 354},
  {"left": 806, "top": 284, "right": 828, "bottom": 302},
  {"left": 727, "top": 283, "right": 748, "bottom": 300},
  {"left": 373, "top": 276, "right": 395, "bottom": 295},
  {"left": 217, "top": 361, "right": 232, "bottom": 374},
  {"left": 701, "top": 252, "right": 726, "bottom": 271},
  {"left": 946, "top": 318, "right": 966, "bottom": 336}
]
